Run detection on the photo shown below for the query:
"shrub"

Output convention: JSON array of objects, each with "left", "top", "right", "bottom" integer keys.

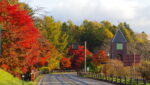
[
  {"left": 104, "top": 59, "right": 130, "bottom": 76},
  {"left": 137, "top": 61, "right": 150, "bottom": 79}
]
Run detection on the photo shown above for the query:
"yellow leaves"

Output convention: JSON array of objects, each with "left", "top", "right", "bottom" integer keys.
[
  {"left": 135, "top": 32, "right": 148, "bottom": 43},
  {"left": 123, "top": 28, "right": 132, "bottom": 42},
  {"left": 103, "top": 29, "right": 114, "bottom": 39}
]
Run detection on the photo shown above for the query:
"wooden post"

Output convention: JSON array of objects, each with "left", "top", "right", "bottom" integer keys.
[
  {"left": 143, "top": 79, "right": 146, "bottom": 85},
  {"left": 120, "top": 77, "right": 122, "bottom": 84},
  {"left": 100, "top": 74, "right": 101, "bottom": 79},
  {"left": 125, "top": 77, "right": 127, "bottom": 85},
  {"left": 136, "top": 79, "right": 139, "bottom": 85},
  {"left": 130, "top": 78, "right": 132, "bottom": 85},
  {"left": 96, "top": 73, "right": 97, "bottom": 78},
  {"left": 116, "top": 76, "right": 118, "bottom": 83},
  {"left": 112, "top": 75, "right": 114, "bottom": 83},
  {"left": 98, "top": 74, "right": 100, "bottom": 79}
]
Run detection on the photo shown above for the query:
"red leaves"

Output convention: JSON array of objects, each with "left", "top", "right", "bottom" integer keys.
[
  {"left": 22, "top": 67, "right": 27, "bottom": 73},
  {"left": 1, "top": 64, "right": 10, "bottom": 70},
  {"left": 60, "top": 57, "right": 71, "bottom": 69},
  {"left": 68, "top": 45, "right": 92, "bottom": 69},
  {"left": 92, "top": 50, "right": 108, "bottom": 65},
  {"left": 0, "top": 0, "right": 51, "bottom": 76},
  {"left": 68, "top": 45, "right": 91, "bottom": 57}
]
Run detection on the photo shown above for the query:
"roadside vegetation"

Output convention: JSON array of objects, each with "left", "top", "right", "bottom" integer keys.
[
  {"left": 0, "top": 69, "right": 33, "bottom": 85},
  {"left": 0, "top": 0, "right": 150, "bottom": 84}
]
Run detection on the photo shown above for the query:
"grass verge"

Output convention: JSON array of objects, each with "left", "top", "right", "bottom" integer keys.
[{"left": 0, "top": 69, "right": 41, "bottom": 85}]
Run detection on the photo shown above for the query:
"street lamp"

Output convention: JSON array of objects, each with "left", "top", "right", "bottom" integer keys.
[{"left": 72, "top": 41, "right": 87, "bottom": 72}]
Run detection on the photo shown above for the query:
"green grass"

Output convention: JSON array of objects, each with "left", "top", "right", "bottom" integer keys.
[{"left": 0, "top": 69, "right": 33, "bottom": 85}]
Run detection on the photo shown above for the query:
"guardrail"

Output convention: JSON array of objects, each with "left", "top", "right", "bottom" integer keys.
[{"left": 77, "top": 72, "right": 150, "bottom": 85}]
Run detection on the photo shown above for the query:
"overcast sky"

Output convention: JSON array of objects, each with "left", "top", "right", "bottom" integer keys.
[{"left": 20, "top": 0, "right": 150, "bottom": 34}]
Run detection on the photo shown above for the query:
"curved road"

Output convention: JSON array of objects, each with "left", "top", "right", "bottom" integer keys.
[{"left": 38, "top": 73, "right": 114, "bottom": 85}]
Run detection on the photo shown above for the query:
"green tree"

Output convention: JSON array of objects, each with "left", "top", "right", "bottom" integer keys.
[{"left": 35, "top": 16, "right": 69, "bottom": 54}]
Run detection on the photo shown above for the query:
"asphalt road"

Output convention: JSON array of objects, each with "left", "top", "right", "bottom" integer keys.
[{"left": 38, "top": 73, "right": 114, "bottom": 85}]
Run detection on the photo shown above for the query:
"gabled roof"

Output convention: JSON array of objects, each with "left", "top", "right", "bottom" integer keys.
[{"left": 112, "top": 29, "right": 127, "bottom": 43}]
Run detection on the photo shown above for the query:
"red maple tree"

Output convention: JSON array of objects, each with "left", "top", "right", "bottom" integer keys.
[
  {"left": 68, "top": 45, "right": 92, "bottom": 70},
  {"left": 60, "top": 57, "right": 71, "bottom": 69},
  {"left": 92, "top": 50, "right": 108, "bottom": 65},
  {"left": 0, "top": 0, "right": 51, "bottom": 77}
]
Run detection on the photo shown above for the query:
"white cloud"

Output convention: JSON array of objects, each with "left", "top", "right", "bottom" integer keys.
[
  {"left": 51, "top": 0, "right": 139, "bottom": 21},
  {"left": 19, "top": 0, "right": 150, "bottom": 34}
]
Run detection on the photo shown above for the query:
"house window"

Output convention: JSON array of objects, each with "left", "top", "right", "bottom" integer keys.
[{"left": 116, "top": 43, "right": 123, "bottom": 50}]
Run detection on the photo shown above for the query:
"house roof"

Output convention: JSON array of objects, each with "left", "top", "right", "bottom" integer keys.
[{"left": 112, "top": 29, "right": 127, "bottom": 43}]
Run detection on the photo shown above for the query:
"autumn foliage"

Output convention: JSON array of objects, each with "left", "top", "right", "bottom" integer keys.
[
  {"left": 68, "top": 45, "right": 92, "bottom": 69},
  {"left": 0, "top": 0, "right": 51, "bottom": 77},
  {"left": 92, "top": 50, "right": 108, "bottom": 65},
  {"left": 60, "top": 57, "right": 71, "bottom": 69}
]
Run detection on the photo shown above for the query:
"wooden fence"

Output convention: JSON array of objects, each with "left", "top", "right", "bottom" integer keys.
[{"left": 77, "top": 72, "right": 150, "bottom": 85}]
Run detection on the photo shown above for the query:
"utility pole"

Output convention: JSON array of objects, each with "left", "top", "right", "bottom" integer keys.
[
  {"left": 84, "top": 41, "right": 87, "bottom": 72},
  {"left": 133, "top": 42, "right": 136, "bottom": 79}
]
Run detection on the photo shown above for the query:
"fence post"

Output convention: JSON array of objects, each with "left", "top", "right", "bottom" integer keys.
[
  {"left": 143, "top": 79, "right": 146, "bottom": 85},
  {"left": 120, "top": 77, "right": 122, "bottom": 84},
  {"left": 125, "top": 77, "right": 126, "bottom": 85},
  {"left": 98, "top": 74, "right": 100, "bottom": 79},
  {"left": 112, "top": 75, "right": 114, "bottom": 83},
  {"left": 93, "top": 73, "right": 94, "bottom": 78},
  {"left": 90, "top": 73, "right": 91, "bottom": 77},
  {"left": 130, "top": 78, "right": 132, "bottom": 85},
  {"left": 96, "top": 74, "right": 98, "bottom": 79},
  {"left": 106, "top": 75, "right": 108, "bottom": 81},
  {"left": 136, "top": 79, "right": 139, "bottom": 85},
  {"left": 116, "top": 76, "right": 118, "bottom": 83}
]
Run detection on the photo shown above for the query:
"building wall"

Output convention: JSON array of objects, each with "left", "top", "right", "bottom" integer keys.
[
  {"left": 111, "top": 42, "right": 127, "bottom": 59},
  {"left": 123, "top": 55, "right": 140, "bottom": 66}
]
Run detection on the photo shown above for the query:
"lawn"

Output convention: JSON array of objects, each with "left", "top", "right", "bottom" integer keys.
[{"left": 0, "top": 69, "right": 33, "bottom": 85}]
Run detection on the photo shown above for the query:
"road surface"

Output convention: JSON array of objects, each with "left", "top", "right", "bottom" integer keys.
[{"left": 38, "top": 73, "right": 114, "bottom": 85}]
